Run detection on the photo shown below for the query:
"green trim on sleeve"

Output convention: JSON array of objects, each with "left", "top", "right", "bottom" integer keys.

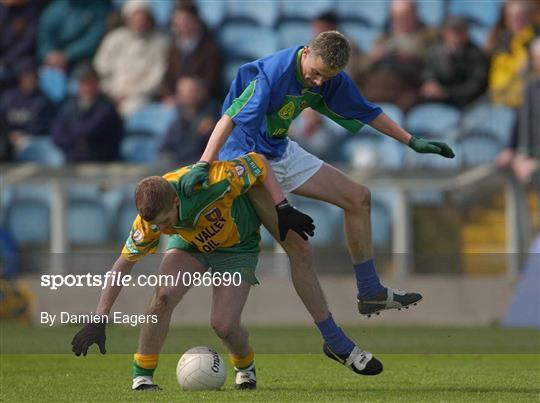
[
  {"left": 240, "top": 155, "right": 263, "bottom": 178},
  {"left": 225, "top": 79, "right": 257, "bottom": 118},
  {"left": 307, "top": 90, "right": 364, "bottom": 133}
]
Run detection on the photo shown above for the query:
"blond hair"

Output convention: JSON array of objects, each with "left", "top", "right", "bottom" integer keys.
[
  {"left": 310, "top": 30, "right": 351, "bottom": 70},
  {"left": 134, "top": 176, "right": 176, "bottom": 221}
]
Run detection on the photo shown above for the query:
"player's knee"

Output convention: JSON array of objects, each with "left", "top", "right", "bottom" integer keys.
[
  {"left": 211, "top": 317, "right": 238, "bottom": 340},
  {"left": 343, "top": 184, "right": 371, "bottom": 212},
  {"left": 151, "top": 289, "right": 173, "bottom": 315},
  {"left": 281, "top": 232, "right": 313, "bottom": 261}
]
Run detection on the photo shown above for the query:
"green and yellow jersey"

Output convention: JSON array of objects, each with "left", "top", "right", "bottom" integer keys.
[{"left": 121, "top": 152, "right": 267, "bottom": 262}]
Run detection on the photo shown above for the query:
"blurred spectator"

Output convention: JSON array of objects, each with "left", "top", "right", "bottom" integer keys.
[
  {"left": 311, "top": 11, "right": 368, "bottom": 85},
  {"left": 37, "top": 0, "right": 110, "bottom": 71},
  {"left": 159, "top": 76, "right": 219, "bottom": 164},
  {"left": 52, "top": 63, "right": 123, "bottom": 162},
  {"left": 362, "top": 0, "right": 437, "bottom": 111},
  {"left": 94, "top": 0, "right": 168, "bottom": 116},
  {"left": 0, "top": 59, "right": 54, "bottom": 161},
  {"left": 160, "top": 4, "right": 222, "bottom": 102},
  {"left": 421, "top": 16, "right": 489, "bottom": 108},
  {"left": 497, "top": 37, "right": 540, "bottom": 183},
  {"left": 0, "top": 0, "right": 45, "bottom": 90},
  {"left": 488, "top": 0, "right": 539, "bottom": 108}
]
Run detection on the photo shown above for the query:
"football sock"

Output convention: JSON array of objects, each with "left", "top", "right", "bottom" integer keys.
[
  {"left": 355, "top": 259, "right": 385, "bottom": 299},
  {"left": 133, "top": 353, "right": 159, "bottom": 378},
  {"left": 229, "top": 348, "right": 254, "bottom": 370},
  {"left": 316, "top": 314, "right": 354, "bottom": 356}
]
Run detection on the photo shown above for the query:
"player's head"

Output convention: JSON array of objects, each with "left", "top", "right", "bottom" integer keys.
[
  {"left": 135, "top": 176, "right": 179, "bottom": 230},
  {"left": 301, "top": 31, "right": 350, "bottom": 87}
]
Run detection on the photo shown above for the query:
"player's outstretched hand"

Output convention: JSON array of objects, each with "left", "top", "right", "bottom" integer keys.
[
  {"left": 179, "top": 161, "right": 210, "bottom": 197},
  {"left": 408, "top": 136, "right": 455, "bottom": 158},
  {"left": 71, "top": 322, "right": 106, "bottom": 356},
  {"left": 275, "top": 198, "right": 315, "bottom": 241}
]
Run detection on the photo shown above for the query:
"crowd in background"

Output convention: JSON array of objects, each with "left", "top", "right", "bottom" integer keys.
[{"left": 0, "top": 0, "right": 539, "bottom": 181}]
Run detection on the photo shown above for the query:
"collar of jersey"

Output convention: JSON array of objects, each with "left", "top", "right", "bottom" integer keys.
[{"left": 295, "top": 47, "right": 309, "bottom": 88}]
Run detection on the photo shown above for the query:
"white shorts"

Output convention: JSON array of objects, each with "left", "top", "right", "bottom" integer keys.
[{"left": 269, "top": 140, "right": 324, "bottom": 193}]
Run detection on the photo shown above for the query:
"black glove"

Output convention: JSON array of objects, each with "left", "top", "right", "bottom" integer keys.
[
  {"left": 275, "top": 198, "right": 315, "bottom": 241},
  {"left": 71, "top": 322, "right": 106, "bottom": 356}
]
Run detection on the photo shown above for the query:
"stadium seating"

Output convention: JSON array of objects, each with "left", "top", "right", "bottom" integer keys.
[
  {"left": 120, "top": 137, "right": 159, "bottom": 163},
  {"left": 280, "top": 0, "right": 334, "bottom": 20},
  {"left": 405, "top": 103, "right": 461, "bottom": 140},
  {"left": 289, "top": 196, "right": 343, "bottom": 247},
  {"left": 223, "top": 58, "right": 250, "bottom": 91},
  {"left": 470, "top": 25, "right": 491, "bottom": 48},
  {"left": 448, "top": 0, "right": 501, "bottom": 27},
  {"left": 342, "top": 132, "right": 405, "bottom": 170},
  {"left": 461, "top": 103, "right": 516, "bottom": 145},
  {"left": 371, "top": 193, "right": 392, "bottom": 248},
  {"left": 6, "top": 198, "right": 50, "bottom": 246},
  {"left": 416, "top": 0, "right": 446, "bottom": 27},
  {"left": 149, "top": 0, "right": 174, "bottom": 28},
  {"left": 15, "top": 138, "right": 65, "bottom": 166},
  {"left": 220, "top": 21, "right": 279, "bottom": 59},
  {"left": 67, "top": 185, "right": 101, "bottom": 201},
  {"left": 38, "top": 66, "right": 67, "bottom": 103},
  {"left": 0, "top": 187, "right": 12, "bottom": 226},
  {"left": 225, "top": 0, "right": 279, "bottom": 27},
  {"left": 116, "top": 198, "right": 138, "bottom": 242},
  {"left": 195, "top": 0, "right": 226, "bottom": 28},
  {"left": 276, "top": 19, "right": 312, "bottom": 49},
  {"left": 336, "top": 0, "right": 389, "bottom": 27},
  {"left": 67, "top": 198, "right": 109, "bottom": 246},
  {"left": 339, "top": 22, "right": 381, "bottom": 52},
  {"left": 125, "top": 103, "right": 177, "bottom": 138},
  {"left": 459, "top": 132, "right": 503, "bottom": 167}
]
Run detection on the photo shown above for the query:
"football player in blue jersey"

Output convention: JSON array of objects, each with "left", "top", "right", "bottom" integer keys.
[{"left": 179, "top": 31, "right": 454, "bottom": 370}]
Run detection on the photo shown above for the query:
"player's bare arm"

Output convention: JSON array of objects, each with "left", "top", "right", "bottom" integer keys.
[
  {"left": 369, "top": 112, "right": 412, "bottom": 144},
  {"left": 94, "top": 257, "right": 136, "bottom": 316},
  {"left": 370, "top": 111, "right": 455, "bottom": 158},
  {"left": 201, "top": 114, "right": 235, "bottom": 164},
  {"left": 71, "top": 256, "right": 135, "bottom": 356}
]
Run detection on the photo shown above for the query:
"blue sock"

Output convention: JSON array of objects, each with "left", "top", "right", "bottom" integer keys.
[
  {"left": 315, "top": 314, "right": 354, "bottom": 356},
  {"left": 355, "top": 259, "right": 385, "bottom": 299}
]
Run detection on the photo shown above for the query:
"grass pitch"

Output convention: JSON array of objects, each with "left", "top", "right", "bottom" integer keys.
[{"left": 1, "top": 325, "right": 539, "bottom": 402}]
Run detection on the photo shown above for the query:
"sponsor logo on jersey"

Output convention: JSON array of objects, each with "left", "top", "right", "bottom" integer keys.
[
  {"left": 204, "top": 207, "right": 222, "bottom": 222},
  {"left": 194, "top": 217, "right": 227, "bottom": 253},
  {"left": 278, "top": 101, "right": 295, "bottom": 120},
  {"left": 234, "top": 164, "right": 245, "bottom": 177},
  {"left": 132, "top": 229, "right": 143, "bottom": 242}
]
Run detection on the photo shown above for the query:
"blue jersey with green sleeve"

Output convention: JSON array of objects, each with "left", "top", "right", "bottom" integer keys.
[{"left": 219, "top": 46, "right": 382, "bottom": 160}]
